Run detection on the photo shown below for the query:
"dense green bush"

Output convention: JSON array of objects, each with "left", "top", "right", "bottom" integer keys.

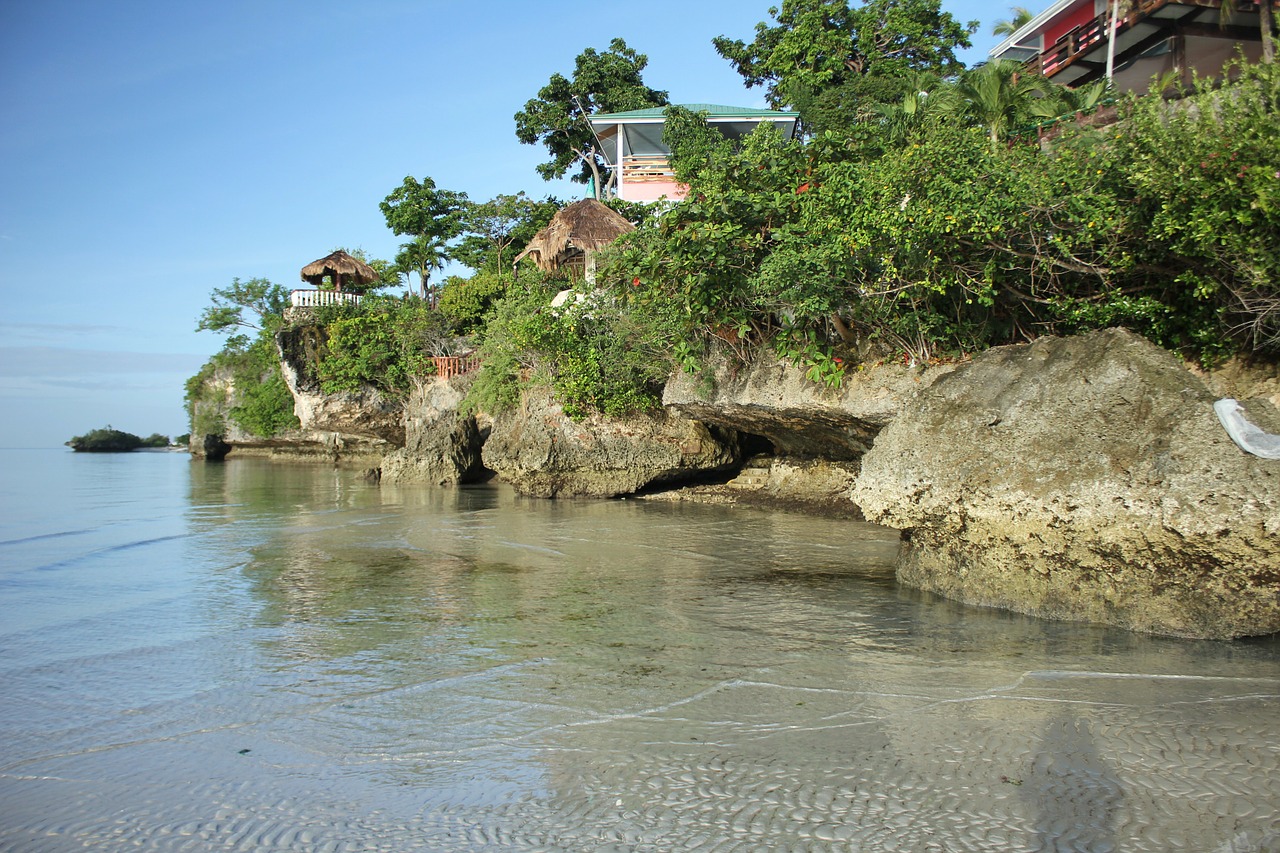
[
  {"left": 609, "top": 59, "right": 1280, "bottom": 378},
  {"left": 437, "top": 270, "right": 512, "bottom": 333},
  {"left": 185, "top": 330, "right": 300, "bottom": 439},
  {"left": 229, "top": 338, "right": 300, "bottom": 438},
  {"left": 464, "top": 279, "right": 670, "bottom": 419},
  {"left": 1110, "top": 60, "right": 1280, "bottom": 353},
  {"left": 317, "top": 296, "right": 452, "bottom": 396}
]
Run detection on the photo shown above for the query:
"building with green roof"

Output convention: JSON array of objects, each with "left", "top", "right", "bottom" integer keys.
[{"left": 588, "top": 104, "right": 799, "bottom": 203}]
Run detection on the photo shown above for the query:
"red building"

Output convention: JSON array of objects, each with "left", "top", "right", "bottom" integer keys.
[{"left": 989, "top": 0, "right": 1277, "bottom": 93}]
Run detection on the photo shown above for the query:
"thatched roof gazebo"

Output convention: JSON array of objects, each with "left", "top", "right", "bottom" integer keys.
[
  {"left": 300, "top": 250, "right": 378, "bottom": 292},
  {"left": 514, "top": 199, "right": 635, "bottom": 282}
]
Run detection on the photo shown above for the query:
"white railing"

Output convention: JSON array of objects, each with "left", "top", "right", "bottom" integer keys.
[{"left": 289, "top": 289, "right": 362, "bottom": 308}]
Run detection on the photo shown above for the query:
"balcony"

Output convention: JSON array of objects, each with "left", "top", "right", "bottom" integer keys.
[
  {"left": 289, "top": 289, "right": 363, "bottom": 308},
  {"left": 284, "top": 289, "right": 363, "bottom": 322},
  {"left": 620, "top": 155, "right": 675, "bottom": 183},
  {"left": 1021, "top": 0, "right": 1270, "bottom": 87}
]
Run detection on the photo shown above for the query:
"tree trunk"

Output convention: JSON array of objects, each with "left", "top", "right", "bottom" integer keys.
[
  {"left": 830, "top": 313, "right": 855, "bottom": 345},
  {"left": 1262, "top": 2, "right": 1276, "bottom": 64},
  {"left": 584, "top": 151, "right": 603, "bottom": 201}
]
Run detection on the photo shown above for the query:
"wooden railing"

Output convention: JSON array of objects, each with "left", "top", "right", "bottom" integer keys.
[
  {"left": 621, "top": 155, "right": 675, "bottom": 183},
  {"left": 431, "top": 355, "right": 481, "bottom": 379},
  {"left": 1023, "top": 0, "right": 1181, "bottom": 77},
  {"left": 289, "top": 289, "right": 363, "bottom": 308}
]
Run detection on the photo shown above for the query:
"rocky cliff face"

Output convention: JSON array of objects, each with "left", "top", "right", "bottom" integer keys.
[
  {"left": 380, "top": 377, "right": 486, "bottom": 485},
  {"left": 481, "top": 387, "right": 740, "bottom": 498},
  {"left": 664, "top": 350, "right": 954, "bottom": 460},
  {"left": 187, "top": 334, "right": 391, "bottom": 466},
  {"left": 851, "top": 329, "right": 1280, "bottom": 640},
  {"left": 275, "top": 324, "right": 405, "bottom": 446}
]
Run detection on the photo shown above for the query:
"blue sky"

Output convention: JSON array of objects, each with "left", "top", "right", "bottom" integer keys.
[{"left": 0, "top": 0, "right": 1004, "bottom": 448}]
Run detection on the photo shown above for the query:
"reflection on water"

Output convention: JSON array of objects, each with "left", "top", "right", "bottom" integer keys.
[{"left": 0, "top": 453, "right": 1278, "bottom": 851}]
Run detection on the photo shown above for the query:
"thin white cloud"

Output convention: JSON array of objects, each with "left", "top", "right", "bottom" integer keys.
[
  {"left": 0, "top": 346, "right": 206, "bottom": 378},
  {"left": 0, "top": 322, "right": 127, "bottom": 340}
]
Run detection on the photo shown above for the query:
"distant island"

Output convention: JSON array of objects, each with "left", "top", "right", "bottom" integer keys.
[{"left": 66, "top": 426, "right": 188, "bottom": 453}]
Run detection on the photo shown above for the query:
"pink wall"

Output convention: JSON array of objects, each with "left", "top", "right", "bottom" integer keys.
[
  {"left": 621, "top": 179, "right": 687, "bottom": 203},
  {"left": 1044, "top": 0, "right": 1097, "bottom": 46}
]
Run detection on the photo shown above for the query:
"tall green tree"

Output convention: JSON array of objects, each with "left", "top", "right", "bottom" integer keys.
[
  {"left": 514, "top": 38, "right": 668, "bottom": 198},
  {"left": 453, "top": 193, "right": 559, "bottom": 278},
  {"left": 713, "top": 0, "right": 977, "bottom": 129},
  {"left": 379, "top": 176, "right": 469, "bottom": 298},
  {"left": 196, "top": 277, "right": 288, "bottom": 336}
]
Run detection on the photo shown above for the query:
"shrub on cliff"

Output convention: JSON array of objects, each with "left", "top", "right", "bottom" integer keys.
[
  {"left": 437, "top": 270, "right": 510, "bottom": 333},
  {"left": 1107, "top": 59, "right": 1280, "bottom": 354},
  {"left": 317, "top": 296, "right": 452, "bottom": 397},
  {"left": 608, "top": 59, "right": 1280, "bottom": 379},
  {"left": 464, "top": 280, "right": 670, "bottom": 420},
  {"left": 187, "top": 277, "right": 301, "bottom": 439}
]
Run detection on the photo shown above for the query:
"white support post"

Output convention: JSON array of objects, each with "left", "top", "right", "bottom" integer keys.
[{"left": 1105, "top": 0, "right": 1120, "bottom": 81}]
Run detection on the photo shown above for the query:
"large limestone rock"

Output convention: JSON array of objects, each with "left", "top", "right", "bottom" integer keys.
[
  {"left": 381, "top": 377, "right": 486, "bottom": 485},
  {"left": 852, "top": 328, "right": 1280, "bottom": 639},
  {"left": 664, "top": 349, "right": 955, "bottom": 459},
  {"left": 276, "top": 324, "right": 405, "bottom": 446},
  {"left": 483, "top": 388, "right": 740, "bottom": 498},
  {"left": 186, "top": 359, "right": 387, "bottom": 466}
]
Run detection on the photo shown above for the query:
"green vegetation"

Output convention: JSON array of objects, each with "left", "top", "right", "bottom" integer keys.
[
  {"left": 317, "top": 296, "right": 452, "bottom": 396},
  {"left": 66, "top": 426, "right": 171, "bottom": 452},
  {"left": 464, "top": 279, "right": 671, "bottom": 419},
  {"left": 713, "top": 0, "right": 978, "bottom": 134},
  {"left": 187, "top": 277, "right": 301, "bottom": 439},
  {"left": 184, "top": 1, "right": 1280, "bottom": 433},
  {"left": 515, "top": 38, "right": 669, "bottom": 197},
  {"left": 608, "top": 56, "right": 1280, "bottom": 376},
  {"left": 992, "top": 6, "right": 1033, "bottom": 37},
  {"left": 380, "top": 176, "right": 470, "bottom": 301}
]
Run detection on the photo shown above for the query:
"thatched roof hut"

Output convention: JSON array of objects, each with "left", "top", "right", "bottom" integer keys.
[
  {"left": 513, "top": 199, "right": 635, "bottom": 277},
  {"left": 300, "top": 250, "right": 378, "bottom": 292}
]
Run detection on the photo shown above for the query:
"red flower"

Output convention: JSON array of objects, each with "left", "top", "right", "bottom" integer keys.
[{"left": 631, "top": 277, "right": 641, "bottom": 287}]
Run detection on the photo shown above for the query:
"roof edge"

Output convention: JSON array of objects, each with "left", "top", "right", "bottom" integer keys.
[
  {"left": 990, "top": 0, "right": 1080, "bottom": 60},
  {"left": 590, "top": 103, "right": 800, "bottom": 122}
]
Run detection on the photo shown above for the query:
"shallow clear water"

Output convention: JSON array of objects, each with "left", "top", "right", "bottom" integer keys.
[{"left": 1, "top": 449, "right": 1277, "bottom": 852}]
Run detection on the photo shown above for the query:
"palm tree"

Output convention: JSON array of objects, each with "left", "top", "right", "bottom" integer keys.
[
  {"left": 993, "top": 6, "right": 1034, "bottom": 37},
  {"left": 1027, "top": 79, "right": 1112, "bottom": 123},
  {"left": 395, "top": 234, "right": 449, "bottom": 304},
  {"left": 869, "top": 71, "right": 954, "bottom": 143},
  {"left": 953, "top": 60, "right": 1041, "bottom": 146}
]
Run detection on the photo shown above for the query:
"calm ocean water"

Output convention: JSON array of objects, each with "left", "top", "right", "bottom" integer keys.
[{"left": 1, "top": 448, "right": 1277, "bottom": 852}]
